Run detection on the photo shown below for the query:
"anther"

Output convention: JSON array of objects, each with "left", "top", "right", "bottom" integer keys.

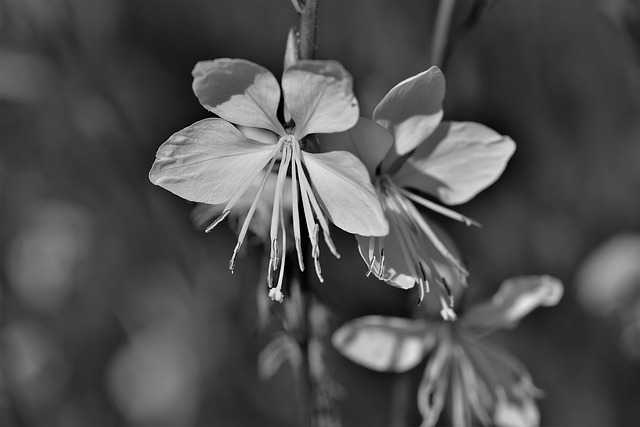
[{"left": 206, "top": 210, "right": 230, "bottom": 233}]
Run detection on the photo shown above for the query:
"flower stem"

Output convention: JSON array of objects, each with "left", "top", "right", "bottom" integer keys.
[
  {"left": 294, "top": 2, "right": 341, "bottom": 427},
  {"left": 299, "top": 0, "right": 319, "bottom": 61},
  {"left": 430, "top": 0, "right": 456, "bottom": 67}
]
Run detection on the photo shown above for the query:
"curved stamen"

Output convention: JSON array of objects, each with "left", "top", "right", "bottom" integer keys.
[
  {"left": 404, "top": 199, "right": 468, "bottom": 277},
  {"left": 206, "top": 144, "right": 281, "bottom": 233},
  {"left": 296, "top": 147, "right": 340, "bottom": 259},
  {"left": 227, "top": 151, "right": 281, "bottom": 272},
  {"left": 292, "top": 145, "right": 323, "bottom": 282},
  {"left": 290, "top": 154, "right": 304, "bottom": 271},
  {"left": 269, "top": 195, "right": 288, "bottom": 303},
  {"left": 268, "top": 142, "right": 293, "bottom": 284},
  {"left": 398, "top": 187, "right": 480, "bottom": 227}
]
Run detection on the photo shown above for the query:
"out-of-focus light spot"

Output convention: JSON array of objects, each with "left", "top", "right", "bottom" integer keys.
[
  {"left": 1, "top": 320, "right": 71, "bottom": 406},
  {"left": 7, "top": 201, "right": 93, "bottom": 313},
  {"left": 0, "top": 49, "right": 57, "bottom": 104},
  {"left": 576, "top": 233, "right": 640, "bottom": 359},
  {"left": 576, "top": 233, "right": 639, "bottom": 316},
  {"left": 107, "top": 323, "right": 201, "bottom": 426}
]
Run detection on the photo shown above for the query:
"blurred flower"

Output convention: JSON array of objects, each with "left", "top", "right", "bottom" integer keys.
[
  {"left": 1, "top": 320, "right": 71, "bottom": 409},
  {"left": 107, "top": 323, "right": 201, "bottom": 426},
  {"left": 6, "top": 200, "right": 93, "bottom": 314},
  {"left": 150, "top": 58, "right": 388, "bottom": 302},
  {"left": 317, "top": 67, "right": 515, "bottom": 316},
  {"left": 333, "top": 275, "right": 563, "bottom": 427},
  {"left": 576, "top": 233, "right": 640, "bottom": 358}
]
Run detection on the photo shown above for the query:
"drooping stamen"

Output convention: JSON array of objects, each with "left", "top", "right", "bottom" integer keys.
[
  {"left": 403, "top": 197, "right": 469, "bottom": 277},
  {"left": 366, "top": 256, "right": 376, "bottom": 277},
  {"left": 295, "top": 145, "right": 340, "bottom": 259},
  {"left": 228, "top": 152, "right": 280, "bottom": 272},
  {"left": 290, "top": 155, "right": 304, "bottom": 271},
  {"left": 268, "top": 200, "right": 288, "bottom": 303},
  {"left": 378, "top": 247, "right": 386, "bottom": 279},
  {"left": 312, "top": 224, "right": 323, "bottom": 283},
  {"left": 398, "top": 187, "right": 481, "bottom": 227},
  {"left": 292, "top": 147, "right": 323, "bottom": 282},
  {"left": 206, "top": 209, "right": 231, "bottom": 233},
  {"left": 419, "top": 262, "right": 430, "bottom": 294},
  {"left": 206, "top": 146, "right": 281, "bottom": 233},
  {"left": 267, "top": 143, "right": 293, "bottom": 282}
]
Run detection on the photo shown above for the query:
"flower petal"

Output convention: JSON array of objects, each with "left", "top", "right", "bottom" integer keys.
[
  {"left": 149, "top": 119, "right": 276, "bottom": 205},
  {"left": 302, "top": 150, "right": 388, "bottom": 236},
  {"left": 462, "top": 275, "right": 564, "bottom": 332},
  {"left": 392, "top": 121, "right": 516, "bottom": 205},
  {"left": 332, "top": 316, "right": 435, "bottom": 373},
  {"left": 373, "top": 66, "right": 445, "bottom": 157},
  {"left": 315, "top": 117, "right": 393, "bottom": 178},
  {"left": 282, "top": 60, "right": 359, "bottom": 139},
  {"left": 192, "top": 59, "right": 285, "bottom": 135}
]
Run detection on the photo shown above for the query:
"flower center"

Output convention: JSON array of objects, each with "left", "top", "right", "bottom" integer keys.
[{"left": 367, "top": 174, "right": 457, "bottom": 319}]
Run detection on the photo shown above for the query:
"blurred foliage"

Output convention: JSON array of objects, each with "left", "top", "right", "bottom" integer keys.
[{"left": 0, "top": 1, "right": 638, "bottom": 426}]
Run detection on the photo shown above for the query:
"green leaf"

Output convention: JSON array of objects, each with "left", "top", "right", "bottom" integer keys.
[
  {"left": 192, "top": 59, "right": 285, "bottom": 135},
  {"left": 149, "top": 119, "right": 275, "bottom": 205}
]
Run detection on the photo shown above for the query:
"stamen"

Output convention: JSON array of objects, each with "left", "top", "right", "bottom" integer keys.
[
  {"left": 269, "top": 144, "right": 292, "bottom": 269},
  {"left": 295, "top": 146, "right": 340, "bottom": 259},
  {"left": 290, "top": 155, "right": 304, "bottom": 271},
  {"left": 405, "top": 199, "right": 469, "bottom": 277},
  {"left": 205, "top": 209, "right": 230, "bottom": 233},
  {"left": 366, "top": 257, "right": 376, "bottom": 277},
  {"left": 312, "top": 224, "right": 324, "bottom": 283},
  {"left": 439, "top": 296, "right": 457, "bottom": 321},
  {"left": 378, "top": 247, "right": 386, "bottom": 279},
  {"left": 206, "top": 145, "right": 281, "bottom": 233},
  {"left": 228, "top": 153, "right": 280, "bottom": 272},
  {"left": 419, "top": 262, "right": 430, "bottom": 294},
  {"left": 269, "top": 202, "right": 288, "bottom": 303},
  {"left": 293, "top": 148, "right": 323, "bottom": 281},
  {"left": 398, "top": 187, "right": 481, "bottom": 227},
  {"left": 269, "top": 239, "right": 279, "bottom": 272}
]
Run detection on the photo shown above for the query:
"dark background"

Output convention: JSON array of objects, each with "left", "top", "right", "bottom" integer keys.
[{"left": 1, "top": 1, "right": 639, "bottom": 426}]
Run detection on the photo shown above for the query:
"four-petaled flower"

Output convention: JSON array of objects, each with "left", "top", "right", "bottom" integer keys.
[
  {"left": 150, "top": 59, "right": 388, "bottom": 301},
  {"left": 317, "top": 66, "right": 516, "bottom": 317},
  {"left": 332, "top": 275, "right": 564, "bottom": 427}
]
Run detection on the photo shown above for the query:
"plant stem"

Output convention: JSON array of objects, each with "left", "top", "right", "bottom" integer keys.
[
  {"left": 295, "top": 2, "right": 341, "bottom": 427},
  {"left": 299, "top": 0, "right": 319, "bottom": 61},
  {"left": 430, "top": 0, "right": 457, "bottom": 67}
]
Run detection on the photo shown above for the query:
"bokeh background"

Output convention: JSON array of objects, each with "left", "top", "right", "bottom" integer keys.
[{"left": 1, "top": 0, "right": 639, "bottom": 426}]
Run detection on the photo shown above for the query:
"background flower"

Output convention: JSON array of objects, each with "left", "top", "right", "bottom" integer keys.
[{"left": 333, "top": 275, "right": 564, "bottom": 426}]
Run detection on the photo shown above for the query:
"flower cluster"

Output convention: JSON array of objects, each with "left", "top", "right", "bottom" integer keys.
[
  {"left": 149, "top": 57, "right": 513, "bottom": 311},
  {"left": 332, "top": 275, "right": 564, "bottom": 427}
]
